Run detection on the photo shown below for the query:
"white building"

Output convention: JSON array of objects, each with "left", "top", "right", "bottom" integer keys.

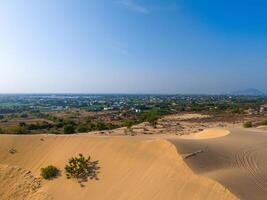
[{"left": 260, "top": 105, "right": 267, "bottom": 113}]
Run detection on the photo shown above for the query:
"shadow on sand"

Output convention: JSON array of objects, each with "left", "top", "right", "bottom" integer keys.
[{"left": 77, "top": 160, "right": 101, "bottom": 187}]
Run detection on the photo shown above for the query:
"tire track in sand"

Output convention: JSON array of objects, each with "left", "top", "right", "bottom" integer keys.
[{"left": 235, "top": 144, "right": 267, "bottom": 193}]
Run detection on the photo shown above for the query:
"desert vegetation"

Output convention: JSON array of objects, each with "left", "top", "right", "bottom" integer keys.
[
  {"left": 261, "top": 119, "right": 267, "bottom": 126},
  {"left": 65, "top": 154, "right": 100, "bottom": 184},
  {"left": 41, "top": 165, "right": 59, "bottom": 180},
  {"left": 243, "top": 121, "right": 253, "bottom": 128},
  {"left": 0, "top": 94, "right": 266, "bottom": 135}
]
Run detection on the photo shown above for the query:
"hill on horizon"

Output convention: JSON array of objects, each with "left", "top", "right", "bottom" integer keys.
[{"left": 231, "top": 88, "right": 265, "bottom": 96}]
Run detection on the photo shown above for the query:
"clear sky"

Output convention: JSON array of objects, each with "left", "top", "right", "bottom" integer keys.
[{"left": 0, "top": 0, "right": 266, "bottom": 94}]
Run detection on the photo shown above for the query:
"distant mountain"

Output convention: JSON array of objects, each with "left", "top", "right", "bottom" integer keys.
[{"left": 231, "top": 88, "right": 265, "bottom": 96}]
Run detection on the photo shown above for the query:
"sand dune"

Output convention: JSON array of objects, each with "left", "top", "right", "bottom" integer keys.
[
  {"left": 180, "top": 128, "right": 230, "bottom": 140},
  {"left": 169, "top": 128, "right": 267, "bottom": 200},
  {"left": 257, "top": 125, "right": 267, "bottom": 131},
  {"left": 0, "top": 134, "right": 237, "bottom": 200},
  {"left": 0, "top": 164, "right": 50, "bottom": 200}
]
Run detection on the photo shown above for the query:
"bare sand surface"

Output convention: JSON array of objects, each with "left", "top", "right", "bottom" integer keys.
[
  {"left": 169, "top": 128, "right": 267, "bottom": 200},
  {"left": 0, "top": 133, "right": 237, "bottom": 200},
  {"left": 257, "top": 125, "right": 267, "bottom": 131},
  {"left": 180, "top": 128, "right": 230, "bottom": 140}
]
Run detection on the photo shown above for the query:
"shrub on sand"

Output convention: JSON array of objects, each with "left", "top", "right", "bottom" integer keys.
[
  {"left": 41, "top": 165, "right": 59, "bottom": 180},
  {"left": 261, "top": 119, "right": 267, "bottom": 126},
  {"left": 65, "top": 154, "right": 99, "bottom": 183},
  {"left": 243, "top": 121, "right": 253, "bottom": 128}
]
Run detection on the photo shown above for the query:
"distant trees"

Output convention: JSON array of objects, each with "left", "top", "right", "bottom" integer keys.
[
  {"left": 84, "top": 116, "right": 92, "bottom": 124},
  {"left": 13, "top": 125, "right": 30, "bottom": 134},
  {"left": 20, "top": 113, "right": 28, "bottom": 118},
  {"left": 122, "top": 119, "right": 135, "bottom": 129},
  {"left": 64, "top": 124, "right": 76, "bottom": 134},
  {"left": 142, "top": 108, "right": 161, "bottom": 126},
  {"left": 232, "top": 107, "right": 243, "bottom": 114},
  {"left": 76, "top": 124, "right": 88, "bottom": 133}
]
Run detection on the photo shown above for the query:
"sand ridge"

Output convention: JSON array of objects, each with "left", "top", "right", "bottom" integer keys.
[
  {"left": 0, "top": 133, "right": 238, "bottom": 200},
  {"left": 180, "top": 128, "right": 230, "bottom": 140}
]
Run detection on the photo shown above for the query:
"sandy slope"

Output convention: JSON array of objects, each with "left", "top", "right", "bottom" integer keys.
[
  {"left": 180, "top": 128, "right": 230, "bottom": 140},
  {"left": 169, "top": 128, "right": 267, "bottom": 200},
  {"left": 257, "top": 125, "right": 267, "bottom": 131},
  {"left": 0, "top": 134, "right": 237, "bottom": 200},
  {"left": 0, "top": 164, "right": 51, "bottom": 200}
]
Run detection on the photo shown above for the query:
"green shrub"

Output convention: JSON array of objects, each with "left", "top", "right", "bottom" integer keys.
[
  {"left": 84, "top": 116, "right": 92, "bottom": 124},
  {"left": 41, "top": 165, "right": 59, "bottom": 180},
  {"left": 142, "top": 109, "right": 160, "bottom": 125},
  {"left": 64, "top": 124, "right": 76, "bottom": 134},
  {"left": 76, "top": 124, "right": 88, "bottom": 133},
  {"left": 65, "top": 154, "right": 99, "bottom": 182},
  {"left": 122, "top": 119, "right": 135, "bottom": 129},
  {"left": 261, "top": 119, "right": 267, "bottom": 126},
  {"left": 13, "top": 125, "right": 30, "bottom": 134},
  {"left": 243, "top": 121, "right": 253, "bottom": 128}
]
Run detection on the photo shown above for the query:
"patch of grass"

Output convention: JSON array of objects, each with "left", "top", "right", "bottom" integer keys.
[{"left": 41, "top": 165, "right": 59, "bottom": 180}]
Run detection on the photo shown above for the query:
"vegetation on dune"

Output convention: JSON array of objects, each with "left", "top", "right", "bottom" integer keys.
[
  {"left": 261, "top": 119, "right": 267, "bottom": 126},
  {"left": 122, "top": 119, "right": 135, "bottom": 129},
  {"left": 13, "top": 124, "right": 31, "bottom": 134},
  {"left": 65, "top": 154, "right": 100, "bottom": 183},
  {"left": 76, "top": 124, "right": 88, "bottom": 132},
  {"left": 41, "top": 165, "right": 59, "bottom": 180},
  {"left": 141, "top": 108, "right": 161, "bottom": 126},
  {"left": 243, "top": 121, "right": 253, "bottom": 128},
  {"left": 64, "top": 124, "right": 76, "bottom": 134}
]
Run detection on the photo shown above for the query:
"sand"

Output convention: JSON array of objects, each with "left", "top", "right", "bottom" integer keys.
[
  {"left": 257, "top": 125, "right": 267, "bottom": 130},
  {"left": 0, "top": 133, "right": 237, "bottom": 200},
  {"left": 180, "top": 128, "right": 230, "bottom": 140},
  {"left": 0, "top": 164, "right": 51, "bottom": 200},
  {"left": 169, "top": 128, "right": 267, "bottom": 200}
]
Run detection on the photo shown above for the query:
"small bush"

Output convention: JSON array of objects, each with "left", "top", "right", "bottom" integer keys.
[
  {"left": 76, "top": 124, "right": 88, "bottom": 133},
  {"left": 122, "top": 119, "right": 135, "bottom": 129},
  {"left": 261, "top": 119, "right": 267, "bottom": 126},
  {"left": 243, "top": 121, "right": 253, "bottom": 128},
  {"left": 13, "top": 125, "right": 30, "bottom": 134},
  {"left": 65, "top": 154, "right": 99, "bottom": 182},
  {"left": 41, "top": 165, "right": 59, "bottom": 180},
  {"left": 64, "top": 124, "right": 76, "bottom": 134}
]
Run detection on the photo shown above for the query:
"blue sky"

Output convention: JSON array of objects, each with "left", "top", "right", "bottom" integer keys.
[{"left": 0, "top": 0, "right": 266, "bottom": 94}]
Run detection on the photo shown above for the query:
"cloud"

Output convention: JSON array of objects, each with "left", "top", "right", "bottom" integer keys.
[
  {"left": 115, "top": 0, "right": 178, "bottom": 14},
  {"left": 115, "top": 0, "right": 150, "bottom": 14}
]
